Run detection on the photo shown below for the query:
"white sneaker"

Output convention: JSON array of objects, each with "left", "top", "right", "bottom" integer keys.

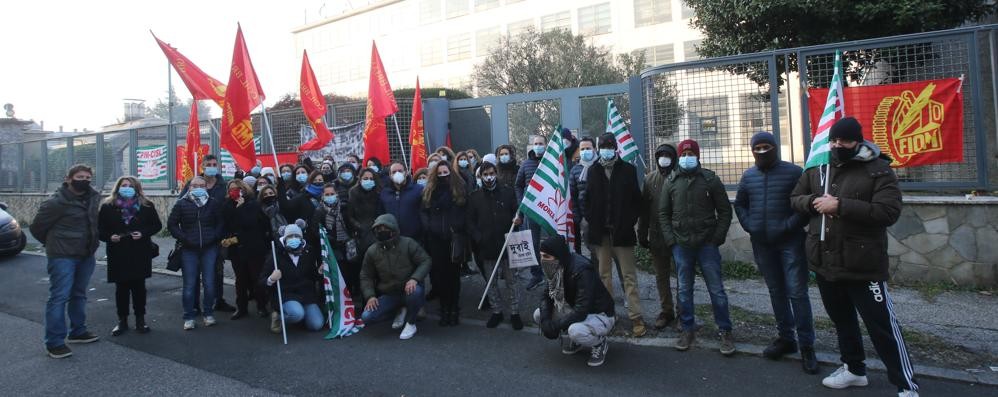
[
  {"left": 822, "top": 364, "right": 869, "bottom": 389},
  {"left": 898, "top": 390, "right": 919, "bottom": 397},
  {"left": 392, "top": 308, "right": 408, "bottom": 330},
  {"left": 399, "top": 323, "right": 417, "bottom": 340},
  {"left": 183, "top": 320, "right": 195, "bottom": 330},
  {"left": 203, "top": 316, "right": 217, "bottom": 327}
]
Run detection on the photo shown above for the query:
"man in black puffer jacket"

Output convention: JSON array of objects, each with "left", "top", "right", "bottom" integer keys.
[
  {"left": 735, "top": 132, "right": 816, "bottom": 373},
  {"left": 513, "top": 134, "right": 549, "bottom": 290},
  {"left": 534, "top": 236, "right": 616, "bottom": 367}
]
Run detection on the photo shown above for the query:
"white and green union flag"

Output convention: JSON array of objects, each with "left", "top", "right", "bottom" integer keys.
[
  {"left": 319, "top": 226, "right": 363, "bottom": 339},
  {"left": 606, "top": 99, "right": 638, "bottom": 163},
  {"left": 805, "top": 51, "right": 845, "bottom": 169},
  {"left": 518, "top": 126, "right": 575, "bottom": 246},
  {"left": 136, "top": 145, "right": 168, "bottom": 183}
]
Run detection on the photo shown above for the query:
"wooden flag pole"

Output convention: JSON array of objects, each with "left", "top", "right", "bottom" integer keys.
[{"left": 271, "top": 240, "right": 288, "bottom": 345}]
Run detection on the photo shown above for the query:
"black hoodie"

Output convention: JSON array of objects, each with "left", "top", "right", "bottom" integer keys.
[
  {"left": 495, "top": 144, "right": 519, "bottom": 189},
  {"left": 638, "top": 143, "right": 678, "bottom": 249}
]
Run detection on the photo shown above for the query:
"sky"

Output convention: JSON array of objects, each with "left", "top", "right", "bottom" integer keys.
[{"left": 0, "top": 0, "right": 341, "bottom": 131}]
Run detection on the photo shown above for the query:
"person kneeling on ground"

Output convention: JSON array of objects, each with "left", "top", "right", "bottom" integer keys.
[
  {"left": 533, "top": 236, "right": 616, "bottom": 367},
  {"left": 261, "top": 220, "right": 325, "bottom": 333},
  {"left": 360, "top": 214, "right": 432, "bottom": 340}
]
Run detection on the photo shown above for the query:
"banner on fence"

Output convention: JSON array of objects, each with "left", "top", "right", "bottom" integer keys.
[
  {"left": 807, "top": 78, "right": 964, "bottom": 168},
  {"left": 301, "top": 121, "right": 365, "bottom": 161},
  {"left": 220, "top": 137, "right": 261, "bottom": 177},
  {"left": 136, "top": 145, "right": 168, "bottom": 183}
]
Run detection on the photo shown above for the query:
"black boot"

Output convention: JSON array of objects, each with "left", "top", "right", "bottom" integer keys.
[
  {"left": 486, "top": 312, "right": 503, "bottom": 328},
  {"left": 231, "top": 307, "right": 247, "bottom": 320},
  {"left": 111, "top": 315, "right": 128, "bottom": 336},
  {"left": 438, "top": 309, "right": 451, "bottom": 327},
  {"left": 801, "top": 346, "right": 819, "bottom": 374},
  {"left": 762, "top": 337, "right": 798, "bottom": 360},
  {"left": 450, "top": 307, "right": 460, "bottom": 326},
  {"left": 510, "top": 314, "right": 524, "bottom": 330},
  {"left": 135, "top": 315, "right": 150, "bottom": 334}
]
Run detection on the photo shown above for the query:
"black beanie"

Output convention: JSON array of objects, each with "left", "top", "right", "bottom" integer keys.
[
  {"left": 539, "top": 235, "right": 569, "bottom": 261},
  {"left": 750, "top": 132, "right": 776, "bottom": 147},
  {"left": 598, "top": 133, "right": 617, "bottom": 149},
  {"left": 829, "top": 117, "right": 863, "bottom": 142}
]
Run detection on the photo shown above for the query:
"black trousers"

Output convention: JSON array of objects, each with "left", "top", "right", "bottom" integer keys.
[
  {"left": 427, "top": 235, "right": 461, "bottom": 312},
  {"left": 816, "top": 275, "right": 918, "bottom": 391},
  {"left": 231, "top": 252, "right": 268, "bottom": 311},
  {"left": 115, "top": 279, "right": 147, "bottom": 317}
]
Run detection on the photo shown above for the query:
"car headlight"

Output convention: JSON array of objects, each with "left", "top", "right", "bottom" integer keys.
[{"left": 0, "top": 220, "right": 17, "bottom": 233}]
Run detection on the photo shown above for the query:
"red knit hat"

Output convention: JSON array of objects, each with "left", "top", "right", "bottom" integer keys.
[{"left": 677, "top": 139, "right": 700, "bottom": 157}]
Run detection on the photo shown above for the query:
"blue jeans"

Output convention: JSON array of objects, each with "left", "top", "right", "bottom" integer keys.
[
  {"left": 673, "top": 244, "right": 732, "bottom": 332},
  {"left": 361, "top": 284, "right": 426, "bottom": 325},
  {"left": 182, "top": 246, "right": 218, "bottom": 320},
  {"left": 44, "top": 256, "right": 96, "bottom": 348},
  {"left": 281, "top": 301, "right": 324, "bottom": 331},
  {"left": 751, "top": 234, "right": 816, "bottom": 346}
]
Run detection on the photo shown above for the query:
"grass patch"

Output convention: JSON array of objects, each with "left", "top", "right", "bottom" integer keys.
[
  {"left": 896, "top": 280, "right": 989, "bottom": 302},
  {"left": 635, "top": 246, "right": 762, "bottom": 281}
]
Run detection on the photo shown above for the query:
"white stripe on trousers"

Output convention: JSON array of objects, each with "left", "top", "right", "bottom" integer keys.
[{"left": 882, "top": 282, "right": 918, "bottom": 391}]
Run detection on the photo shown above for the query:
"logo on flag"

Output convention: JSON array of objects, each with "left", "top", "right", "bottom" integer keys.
[
  {"left": 319, "top": 226, "right": 363, "bottom": 339},
  {"left": 518, "top": 126, "right": 575, "bottom": 246},
  {"left": 606, "top": 99, "right": 638, "bottom": 163},
  {"left": 805, "top": 51, "right": 845, "bottom": 170}
]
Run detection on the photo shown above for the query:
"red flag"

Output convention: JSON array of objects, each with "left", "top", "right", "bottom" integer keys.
[
  {"left": 220, "top": 25, "right": 265, "bottom": 171},
  {"left": 298, "top": 50, "right": 333, "bottom": 151},
  {"left": 362, "top": 41, "right": 397, "bottom": 164},
  {"left": 177, "top": 144, "right": 209, "bottom": 184},
  {"left": 181, "top": 105, "right": 200, "bottom": 181},
  {"left": 152, "top": 32, "right": 227, "bottom": 107},
  {"left": 258, "top": 152, "right": 301, "bottom": 168},
  {"left": 409, "top": 78, "right": 427, "bottom": 174},
  {"left": 808, "top": 78, "right": 964, "bottom": 168}
]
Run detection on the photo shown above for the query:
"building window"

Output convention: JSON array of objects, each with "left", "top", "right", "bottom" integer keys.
[
  {"left": 447, "top": 33, "right": 472, "bottom": 61},
  {"left": 634, "top": 0, "right": 671, "bottom": 27},
  {"left": 446, "top": 0, "right": 469, "bottom": 19},
  {"left": 476, "top": 27, "right": 501, "bottom": 57},
  {"left": 578, "top": 3, "right": 611, "bottom": 36},
  {"left": 474, "top": 0, "right": 499, "bottom": 11},
  {"left": 683, "top": 40, "right": 702, "bottom": 61},
  {"left": 421, "top": 38, "right": 444, "bottom": 66},
  {"left": 540, "top": 11, "right": 571, "bottom": 33},
  {"left": 681, "top": 2, "right": 695, "bottom": 19},
  {"left": 636, "top": 44, "right": 675, "bottom": 67},
  {"left": 420, "top": 0, "right": 442, "bottom": 24},
  {"left": 508, "top": 19, "right": 534, "bottom": 37}
]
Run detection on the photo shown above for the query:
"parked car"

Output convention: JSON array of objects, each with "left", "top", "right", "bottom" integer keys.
[{"left": 0, "top": 203, "right": 26, "bottom": 256}]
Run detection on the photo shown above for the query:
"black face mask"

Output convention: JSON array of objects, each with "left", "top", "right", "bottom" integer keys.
[
  {"left": 832, "top": 146, "right": 858, "bottom": 163},
  {"left": 262, "top": 196, "right": 277, "bottom": 205},
  {"left": 753, "top": 149, "right": 779, "bottom": 169},
  {"left": 70, "top": 179, "right": 90, "bottom": 192},
  {"left": 376, "top": 229, "right": 393, "bottom": 242}
]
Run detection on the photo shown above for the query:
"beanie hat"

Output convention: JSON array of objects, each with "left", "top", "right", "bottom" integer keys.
[
  {"left": 539, "top": 235, "right": 569, "bottom": 261},
  {"left": 242, "top": 176, "right": 257, "bottom": 187},
  {"left": 677, "top": 139, "right": 700, "bottom": 157},
  {"left": 482, "top": 153, "right": 497, "bottom": 165},
  {"left": 280, "top": 219, "right": 306, "bottom": 239},
  {"left": 598, "top": 133, "right": 617, "bottom": 149},
  {"left": 750, "top": 132, "right": 777, "bottom": 148},
  {"left": 261, "top": 167, "right": 275, "bottom": 178},
  {"left": 561, "top": 127, "right": 574, "bottom": 139},
  {"left": 829, "top": 117, "right": 863, "bottom": 142}
]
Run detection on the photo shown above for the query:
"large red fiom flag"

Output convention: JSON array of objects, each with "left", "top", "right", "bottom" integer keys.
[
  {"left": 362, "top": 41, "right": 398, "bottom": 164},
  {"left": 220, "top": 25, "right": 265, "bottom": 171},
  {"left": 298, "top": 50, "right": 334, "bottom": 151},
  {"left": 178, "top": 105, "right": 210, "bottom": 183},
  {"left": 151, "top": 32, "right": 227, "bottom": 107},
  {"left": 808, "top": 78, "right": 964, "bottom": 168},
  {"left": 409, "top": 77, "right": 427, "bottom": 174}
]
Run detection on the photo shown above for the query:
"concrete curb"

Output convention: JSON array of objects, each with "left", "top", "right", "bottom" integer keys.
[{"left": 21, "top": 250, "right": 997, "bottom": 386}]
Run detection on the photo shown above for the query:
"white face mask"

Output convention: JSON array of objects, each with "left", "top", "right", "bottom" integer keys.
[
  {"left": 658, "top": 157, "right": 672, "bottom": 168},
  {"left": 391, "top": 172, "right": 406, "bottom": 185}
]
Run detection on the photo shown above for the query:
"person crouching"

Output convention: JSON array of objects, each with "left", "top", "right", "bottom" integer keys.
[
  {"left": 261, "top": 220, "right": 325, "bottom": 333},
  {"left": 533, "top": 236, "right": 616, "bottom": 367}
]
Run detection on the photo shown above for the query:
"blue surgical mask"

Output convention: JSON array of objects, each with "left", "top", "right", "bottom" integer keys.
[
  {"left": 599, "top": 148, "right": 616, "bottom": 161},
  {"left": 296, "top": 173, "right": 308, "bottom": 183},
  {"left": 191, "top": 188, "right": 208, "bottom": 198},
  {"left": 251, "top": 166, "right": 261, "bottom": 175},
  {"left": 281, "top": 172, "right": 293, "bottom": 181},
  {"left": 369, "top": 165, "right": 380, "bottom": 173},
  {"left": 285, "top": 237, "right": 302, "bottom": 249},
  {"left": 458, "top": 159, "right": 469, "bottom": 168},
  {"left": 203, "top": 166, "right": 218, "bottom": 177},
  {"left": 679, "top": 155, "right": 699, "bottom": 170},
  {"left": 340, "top": 172, "right": 354, "bottom": 182},
  {"left": 499, "top": 154, "right": 511, "bottom": 164},
  {"left": 533, "top": 145, "right": 545, "bottom": 156},
  {"left": 416, "top": 178, "right": 427, "bottom": 186},
  {"left": 580, "top": 149, "right": 594, "bottom": 162},
  {"left": 323, "top": 195, "right": 338, "bottom": 205},
  {"left": 118, "top": 186, "right": 136, "bottom": 199},
  {"left": 361, "top": 179, "right": 376, "bottom": 191}
]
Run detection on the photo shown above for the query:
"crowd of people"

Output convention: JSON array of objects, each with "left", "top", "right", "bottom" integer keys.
[{"left": 30, "top": 117, "right": 918, "bottom": 396}]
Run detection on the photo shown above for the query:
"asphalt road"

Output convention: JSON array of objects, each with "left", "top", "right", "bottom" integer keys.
[{"left": 1, "top": 254, "right": 994, "bottom": 397}]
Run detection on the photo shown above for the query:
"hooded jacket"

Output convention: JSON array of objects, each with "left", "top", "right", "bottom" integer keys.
[
  {"left": 31, "top": 183, "right": 101, "bottom": 259},
  {"left": 638, "top": 143, "right": 677, "bottom": 250},
  {"left": 347, "top": 183, "right": 384, "bottom": 254},
  {"left": 658, "top": 164, "right": 732, "bottom": 248},
  {"left": 537, "top": 237, "right": 615, "bottom": 335},
  {"left": 360, "top": 214, "right": 432, "bottom": 300},
  {"left": 735, "top": 159, "right": 807, "bottom": 244},
  {"left": 790, "top": 141, "right": 901, "bottom": 282},
  {"left": 495, "top": 144, "right": 520, "bottom": 189}
]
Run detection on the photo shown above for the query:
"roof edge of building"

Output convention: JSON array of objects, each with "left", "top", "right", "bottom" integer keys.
[{"left": 291, "top": 0, "right": 405, "bottom": 34}]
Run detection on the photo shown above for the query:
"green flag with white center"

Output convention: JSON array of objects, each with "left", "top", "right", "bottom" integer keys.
[
  {"left": 805, "top": 51, "right": 845, "bottom": 169},
  {"left": 606, "top": 99, "right": 638, "bottom": 163}
]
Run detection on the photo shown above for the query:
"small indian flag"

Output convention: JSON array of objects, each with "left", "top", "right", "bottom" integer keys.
[{"left": 805, "top": 51, "right": 845, "bottom": 170}]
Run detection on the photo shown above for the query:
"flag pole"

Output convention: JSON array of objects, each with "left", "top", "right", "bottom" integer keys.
[
  {"left": 391, "top": 114, "right": 408, "bottom": 165},
  {"left": 820, "top": 164, "right": 830, "bottom": 241},
  {"left": 260, "top": 103, "right": 281, "bottom": 168},
  {"left": 271, "top": 240, "right": 288, "bottom": 345},
  {"left": 478, "top": 219, "right": 519, "bottom": 311}
]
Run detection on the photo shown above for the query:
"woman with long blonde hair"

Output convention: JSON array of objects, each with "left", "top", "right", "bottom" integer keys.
[{"left": 98, "top": 176, "right": 162, "bottom": 336}]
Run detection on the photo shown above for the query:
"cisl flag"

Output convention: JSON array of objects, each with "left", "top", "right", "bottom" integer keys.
[
  {"left": 808, "top": 78, "right": 964, "bottom": 168},
  {"left": 319, "top": 226, "right": 363, "bottom": 339},
  {"left": 518, "top": 126, "right": 575, "bottom": 246}
]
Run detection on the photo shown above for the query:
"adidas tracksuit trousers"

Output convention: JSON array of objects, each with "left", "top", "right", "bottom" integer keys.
[{"left": 816, "top": 274, "right": 919, "bottom": 392}]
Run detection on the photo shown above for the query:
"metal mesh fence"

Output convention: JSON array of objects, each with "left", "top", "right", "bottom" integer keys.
[
  {"left": 46, "top": 140, "right": 66, "bottom": 192},
  {"left": 25, "top": 142, "right": 43, "bottom": 191},
  {"left": 507, "top": 99, "right": 560, "bottom": 154},
  {"left": 0, "top": 144, "right": 18, "bottom": 191},
  {"left": 102, "top": 132, "right": 129, "bottom": 192}
]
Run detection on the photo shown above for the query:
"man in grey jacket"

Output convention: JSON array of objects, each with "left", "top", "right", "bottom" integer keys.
[{"left": 30, "top": 164, "right": 102, "bottom": 359}]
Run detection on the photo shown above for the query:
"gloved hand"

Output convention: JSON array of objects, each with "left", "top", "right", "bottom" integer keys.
[{"left": 540, "top": 319, "right": 560, "bottom": 340}]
